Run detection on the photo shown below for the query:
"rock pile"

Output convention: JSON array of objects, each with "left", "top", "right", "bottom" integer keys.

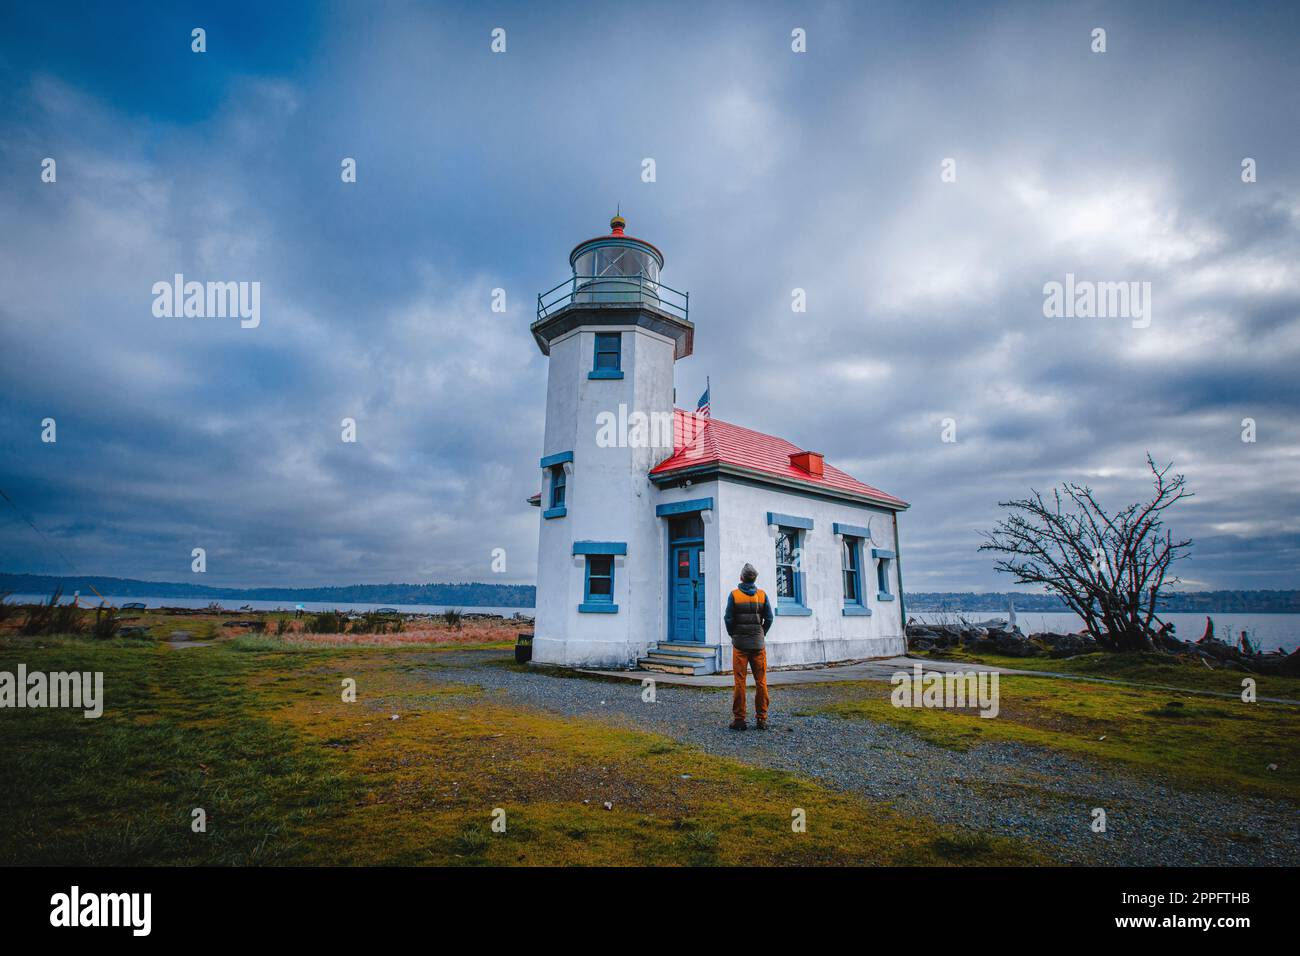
[
  {"left": 905, "top": 620, "right": 1093, "bottom": 658},
  {"left": 905, "top": 618, "right": 1300, "bottom": 674}
]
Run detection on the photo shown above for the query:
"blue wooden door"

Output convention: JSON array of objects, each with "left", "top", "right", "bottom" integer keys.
[{"left": 671, "top": 544, "right": 705, "bottom": 642}]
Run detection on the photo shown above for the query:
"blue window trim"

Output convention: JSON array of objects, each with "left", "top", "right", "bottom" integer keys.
[
  {"left": 877, "top": 592, "right": 896, "bottom": 602},
  {"left": 834, "top": 522, "right": 871, "bottom": 539},
  {"left": 591, "top": 331, "right": 622, "bottom": 379},
  {"left": 776, "top": 604, "right": 811, "bottom": 617},
  {"left": 656, "top": 497, "right": 713, "bottom": 517},
  {"left": 539, "top": 450, "right": 573, "bottom": 469},
  {"left": 572, "top": 541, "right": 627, "bottom": 555},
  {"left": 871, "top": 548, "right": 896, "bottom": 560},
  {"left": 580, "top": 550, "right": 618, "bottom": 614},
  {"left": 767, "top": 511, "right": 813, "bottom": 530},
  {"left": 841, "top": 534, "right": 866, "bottom": 611},
  {"left": 542, "top": 506, "right": 567, "bottom": 520}
]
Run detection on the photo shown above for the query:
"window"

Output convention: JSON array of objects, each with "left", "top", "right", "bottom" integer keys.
[
  {"left": 574, "top": 541, "right": 625, "bottom": 612},
  {"left": 842, "top": 537, "right": 861, "bottom": 603},
  {"left": 540, "top": 451, "right": 572, "bottom": 519},
  {"left": 543, "top": 464, "right": 567, "bottom": 519},
  {"left": 767, "top": 513, "right": 812, "bottom": 615},
  {"left": 841, "top": 535, "right": 872, "bottom": 616},
  {"left": 873, "top": 548, "right": 896, "bottom": 601},
  {"left": 667, "top": 513, "right": 703, "bottom": 541},
  {"left": 582, "top": 555, "right": 616, "bottom": 612},
  {"left": 590, "top": 332, "right": 623, "bottom": 379},
  {"left": 596, "top": 246, "right": 658, "bottom": 282},
  {"left": 775, "top": 528, "right": 801, "bottom": 603},
  {"left": 549, "top": 465, "right": 566, "bottom": 508}
]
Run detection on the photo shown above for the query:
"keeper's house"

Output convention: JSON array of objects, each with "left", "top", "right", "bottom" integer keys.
[{"left": 528, "top": 216, "right": 908, "bottom": 675}]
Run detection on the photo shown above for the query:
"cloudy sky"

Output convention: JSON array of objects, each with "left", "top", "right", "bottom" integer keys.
[{"left": 1, "top": 1, "right": 1297, "bottom": 593}]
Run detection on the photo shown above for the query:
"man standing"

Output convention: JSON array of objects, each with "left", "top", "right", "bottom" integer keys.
[{"left": 724, "top": 563, "right": 774, "bottom": 730}]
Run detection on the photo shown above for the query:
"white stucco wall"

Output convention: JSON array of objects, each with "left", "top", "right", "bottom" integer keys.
[
  {"left": 711, "top": 481, "right": 906, "bottom": 666},
  {"left": 532, "top": 324, "right": 679, "bottom": 668}
]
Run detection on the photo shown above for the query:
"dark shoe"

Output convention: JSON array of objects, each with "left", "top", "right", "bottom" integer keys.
[
  {"left": 755, "top": 718, "right": 768, "bottom": 731},
  {"left": 729, "top": 719, "right": 747, "bottom": 731}
]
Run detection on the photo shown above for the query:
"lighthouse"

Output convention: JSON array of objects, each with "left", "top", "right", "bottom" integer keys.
[
  {"left": 529, "top": 215, "right": 694, "bottom": 667},
  {"left": 528, "top": 215, "right": 910, "bottom": 674}
]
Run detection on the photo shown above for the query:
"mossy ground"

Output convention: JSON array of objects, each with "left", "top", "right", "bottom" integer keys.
[
  {"left": 919, "top": 646, "right": 1300, "bottom": 698},
  {"left": 0, "top": 634, "right": 1043, "bottom": 866},
  {"left": 812, "top": 670, "right": 1300, "bottom": 800}
]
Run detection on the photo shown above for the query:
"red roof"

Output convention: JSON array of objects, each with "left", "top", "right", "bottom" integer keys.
[{"left": 650, "top": 409, "right": 907, "bottom": 509}]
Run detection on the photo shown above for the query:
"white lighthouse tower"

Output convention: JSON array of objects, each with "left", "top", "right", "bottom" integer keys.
[{"left": 529, "top": 214, "right": 694, "bottom": 667}]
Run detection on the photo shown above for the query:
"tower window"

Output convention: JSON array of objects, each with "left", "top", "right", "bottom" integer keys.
[
  {"left": 580, "top": 555, "right": 617, "bottom": 613},
  {"left": 540, "top": 451, "right": 572, "bottom": 519},
  {"left": 590, "top": 332, "right": 623, "bottom": 379},
  {"left": 549, "top": 465, "right": 566, "bottom": 508}
]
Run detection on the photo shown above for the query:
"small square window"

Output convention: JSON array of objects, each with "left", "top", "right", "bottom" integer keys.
[
  {"left": 585, "top": 555, "right": 614, "bottom": 603},
  {"left": 594, "top": 332, "right": 621, "bottom": 371}
]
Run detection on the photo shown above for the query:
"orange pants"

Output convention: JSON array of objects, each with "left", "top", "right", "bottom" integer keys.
[{"left": 732, "top": 647, "right": 769, "bottom": 721}]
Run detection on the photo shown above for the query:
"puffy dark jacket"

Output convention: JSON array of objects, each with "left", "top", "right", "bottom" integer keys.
[{"left": 725, "top": 583, "right": 773, "bottom": 651}]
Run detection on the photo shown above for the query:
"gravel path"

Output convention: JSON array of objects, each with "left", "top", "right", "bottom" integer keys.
[{"left": 416, "top": 650, "right": 1298, "bottom": 866}]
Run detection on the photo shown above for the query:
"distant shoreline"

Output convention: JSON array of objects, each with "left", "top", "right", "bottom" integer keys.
[
  {"left": 3, "top": 572, "right": 1298, "bottom": 614},
  {"left": 0, "top": 573, "right": 535, "bottom": 608}
]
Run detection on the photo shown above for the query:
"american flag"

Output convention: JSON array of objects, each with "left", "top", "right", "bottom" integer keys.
[{"left": 696, "top": 379, "right": 711, "bottom": 418}]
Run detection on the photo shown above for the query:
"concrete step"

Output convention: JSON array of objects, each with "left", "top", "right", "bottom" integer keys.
[
  {"left": 647, "top": 649, "right": 714, "bottom": 665},
  {"left": 637, "top": 657, "right": 711, "bottom": 676},
  {"left": 652, "top": 642, "right": 714, "bottom": 658}
]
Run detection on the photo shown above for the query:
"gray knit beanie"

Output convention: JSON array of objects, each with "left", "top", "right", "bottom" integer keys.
[{"left": 740, "top": 563, "right": 758, "bottom": 583}]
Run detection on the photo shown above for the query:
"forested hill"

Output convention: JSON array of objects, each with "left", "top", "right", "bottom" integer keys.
[
  {"left": 905, "top": 591, "right": 1300, "bottom": 613},
  {"left": 0, "top": 574, "right": 536, "bottom": 608}
]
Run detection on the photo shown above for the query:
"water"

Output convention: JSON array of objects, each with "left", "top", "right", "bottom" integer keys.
[
  {"left": 8, "top": 594, "right": 1293, "bottom": 652},
  {"left": 909, "top": 610, "right": 1298, "bottom": 653},
  {"left": 3, "top": 594, "right": 534, "bottom": 619}
]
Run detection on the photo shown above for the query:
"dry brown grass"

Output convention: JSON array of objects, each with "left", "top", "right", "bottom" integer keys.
[{"left": 282, "top": 617, "right": 523, "bottom": 647}]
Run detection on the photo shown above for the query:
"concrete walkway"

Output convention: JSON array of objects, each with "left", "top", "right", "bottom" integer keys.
[{"left": 581, "top": 655, "right": 1300, "bottom": 705}]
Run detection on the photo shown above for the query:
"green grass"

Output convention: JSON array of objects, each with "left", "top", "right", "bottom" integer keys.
[
  {"left": 814, "top": 673, "right": 1300, "bottom": 800},
  {"left": 0, "top": 635, "right": 359, "bottom": 864},
  {"left": 919, "top": 647, "right": 1300, "bottom": 698},
  {"left": 0, "top": 633, "right": 1045, "bottom": 866}
]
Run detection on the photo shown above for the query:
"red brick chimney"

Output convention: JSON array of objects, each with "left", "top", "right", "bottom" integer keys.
[{"left": 789, "top": 450, "right": 824, "bottom": 477}]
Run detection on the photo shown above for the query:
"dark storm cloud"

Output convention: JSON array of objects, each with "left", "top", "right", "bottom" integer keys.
[{"left": 1, "top": 0, "right": 1297, "bottom": 590}]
